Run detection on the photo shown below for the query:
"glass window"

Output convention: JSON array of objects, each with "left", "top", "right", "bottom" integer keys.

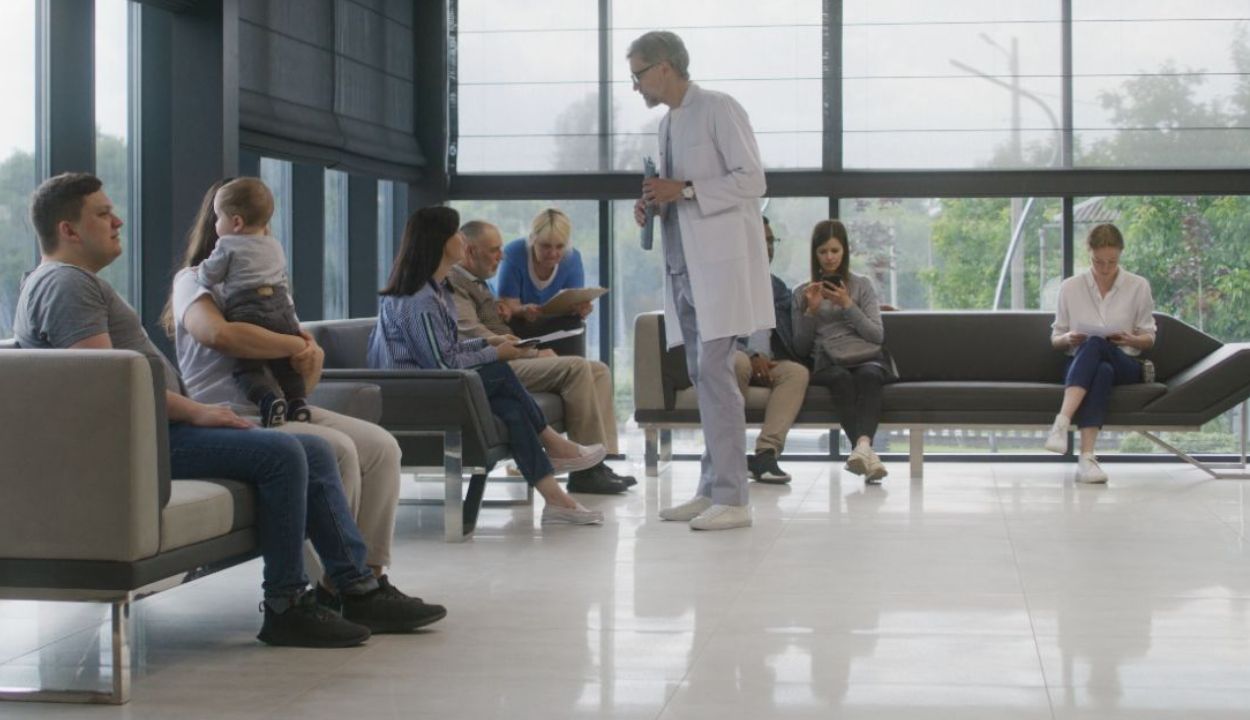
[
  {"left": 95, "top": 0, "right": 136, "bottom": 304},
  {"left": 840, "top": 197, "right": 1063, "bottom": 311},
  {"left": 1074, "top": 5, "right": 1250, "bottom": 167},
  {"left": 0, "top": 1, "right": 39, "bottom": 340},
  {"left": 843, "top": 1, "right": 1063, "bottom": 169},
  {"left": 323, "top": 169, "right": 349, "bottom": 320},
  {"left": 259, "top": 157, "right": 293, "bottom": 270},
  {"left": 610, "top": 2, "right": 823, "bottom": 171},
  {"left": 456, "top": 1, "right": 600, "bottom": 172},
  {"left": 378, "top": 179, "right": 395, "bottom": 290}
]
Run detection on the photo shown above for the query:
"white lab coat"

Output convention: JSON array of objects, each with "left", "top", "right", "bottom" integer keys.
[{"left": 658, "top": 83, "right": 774, "bottom": 348}]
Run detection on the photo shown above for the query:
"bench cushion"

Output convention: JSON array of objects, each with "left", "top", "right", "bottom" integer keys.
[{"left": 160, "top": 480, "right": 255, "bottom": 553}]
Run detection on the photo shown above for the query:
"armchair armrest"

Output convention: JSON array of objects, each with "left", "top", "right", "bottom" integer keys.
[
  {"left": 1144, "top": 342, "right": 1250, "bottom": 418},
  {"left": 320, "top": 368, "right": 505, "bottom": 468},
  {"left": 0, "top": 350, "right": 165, "bottom": 563},
  {"left": 309, "top": 381, "right": 383, "bottom": 423}
]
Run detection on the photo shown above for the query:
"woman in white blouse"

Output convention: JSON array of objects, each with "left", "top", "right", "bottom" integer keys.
[{"left": 1045, "top": 223, "right": 1156, "bottom": 483}]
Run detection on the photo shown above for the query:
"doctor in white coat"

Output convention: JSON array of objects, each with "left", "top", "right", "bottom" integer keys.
[{"left": 629, "top": 31, "right": 774, "bottom": 531}]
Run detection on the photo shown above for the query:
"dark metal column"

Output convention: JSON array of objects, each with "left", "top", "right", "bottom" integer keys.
[
  {"left": 348, "top": 174, "right": 379, "bottom": 317},
  {"left": 290, "top": 163, "right": 325, "bottom": 320}
]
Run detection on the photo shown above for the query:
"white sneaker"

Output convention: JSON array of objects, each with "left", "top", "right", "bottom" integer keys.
[
  {"left": 1045, "top": 415, "right": 1070, "bottom": 454},
  {"left": 542, "top": 502, "right": 604, "bottom": 525},
  {"left": 689, "top": 504, "right": 753, "bottom": 531},
  {"left": 659, "top": 496, "right": 713, "bottom": 522},
  {"left": 864, "top": 449, "right": 888, "bottom": 484},
  {"left": 549, "top": 443, "right": 607, "bottom": 475},
  {"left": 1077, "top": 454, "right": 1108, "bottom": 484},
  {"left": 845, "top": 446, "right": 871, "bottom": 476}
]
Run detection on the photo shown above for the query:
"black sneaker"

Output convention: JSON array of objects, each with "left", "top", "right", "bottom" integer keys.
[
  {"left": 257, "top": 592, "right": 370, "bottom": 648},
  {"left": 258, "top": 394, "right": 287, "bottom": 428},
  {"left": 567, "top": 464, "right": 629, "bottom": 494},
  {"left": 342, "top": 575, "right": 446, "bottom": 633},
  {"left": 750, "top": 450, "right": 791, "bottom": 484},
  {"left": 603, "top": 464, "right": 637, "bottom": 487},
  {"left": 287, "top": 398, "right": 312, "bottom": 423},
  {"left": 313, "top": 583, "right": 342, "bottom": 614}
]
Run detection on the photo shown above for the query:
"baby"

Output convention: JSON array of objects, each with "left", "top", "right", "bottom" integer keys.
[{"left": 197, "top": 177, "right": 309, "bottom": 427}]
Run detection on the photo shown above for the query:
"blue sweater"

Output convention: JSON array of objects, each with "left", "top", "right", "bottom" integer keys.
[{"left": 493, "top": 238, "right": 585, "bottom": 306}]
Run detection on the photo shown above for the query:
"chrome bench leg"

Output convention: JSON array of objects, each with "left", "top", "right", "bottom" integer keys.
[{"left": 0, "top": 598, "right": 131, "bottom": 704}]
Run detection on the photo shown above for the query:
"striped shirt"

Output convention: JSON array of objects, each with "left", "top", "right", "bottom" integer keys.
[{"left": 367, "top": 279, "right": 499, "bottom": 370}]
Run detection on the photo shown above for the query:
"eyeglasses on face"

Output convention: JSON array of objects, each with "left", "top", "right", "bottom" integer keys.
[{"left": 630, "top": 62, "right": 660, "bottom": 84}]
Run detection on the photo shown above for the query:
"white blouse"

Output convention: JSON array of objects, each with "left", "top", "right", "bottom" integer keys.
[{"left": 1051, "top": 268, "right": 1156, "bottom": 357}]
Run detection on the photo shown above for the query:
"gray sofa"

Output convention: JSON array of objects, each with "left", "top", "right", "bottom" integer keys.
[
  {"left": 634, "top": 311, "right": 1250, "bottom": 478},
  {"left": 0, "top": 346, "right": 380, "bottom": 704},
  {"left": 302, "top": 318, "right": 568, "bottom": 541}
]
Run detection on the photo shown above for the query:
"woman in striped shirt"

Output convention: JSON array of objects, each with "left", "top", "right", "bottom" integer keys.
[{"left": 367, "top": 206, "right": 606, "bottom": 525}]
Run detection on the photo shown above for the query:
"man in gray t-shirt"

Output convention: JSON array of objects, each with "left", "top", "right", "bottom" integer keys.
[{"left": 15, "top": 260, "right": 183, "bottom": 393}]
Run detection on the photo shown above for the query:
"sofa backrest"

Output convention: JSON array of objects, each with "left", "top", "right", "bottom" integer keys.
[
  {"left": 883, "top": 312, "right": 1065, "bottom": 382},
  {"left": 883, "top": 311, "right": 1219, "bottom": 383},
  {"left": 303, "top": 318, "right": 378, "bottom": 369}
]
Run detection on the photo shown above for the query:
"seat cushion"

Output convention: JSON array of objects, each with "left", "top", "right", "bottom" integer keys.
[{"left": 160, "top": 480, "right": 254, "bottom": 553}]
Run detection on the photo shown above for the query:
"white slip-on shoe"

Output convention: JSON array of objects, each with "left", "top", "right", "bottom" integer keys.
[
  {"left": 549, "top": 443, "right": 607, "bottom": 475},
  {"left": 1045, "top": 415, "right": 1070, "bottom": 454},
  {"left": 845, "top": 446, "right": 870, "bottom": 476},
  {"left": 541, "top": 502, "right": 604, "bottom": 525},
  {"left": 689, "top": 504, "right": 753, "bottom": 531},
  {"left": 659, "top": 496, "right": 713, "bottom": 522},
  {"left": 864, "top": 449, "right": 889, "bottom": 484},
  {"left": 1076, "top": 454, "right": 1109, "bottom": 484}
]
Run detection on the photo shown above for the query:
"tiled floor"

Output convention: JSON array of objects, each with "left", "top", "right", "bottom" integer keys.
[{"left": 5, "top": 455, "right": 1250, "bottom": 719}]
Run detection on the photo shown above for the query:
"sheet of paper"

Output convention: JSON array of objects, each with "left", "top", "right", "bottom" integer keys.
[
  {"left": 1071, "top": 321, "right": 1125, "bottom": 338},
  {"left": 515, "top": 327, "right": 586, "bottom": 347},
  {"left": 539, "top": 287, "right": 608, "bottom": 316}
]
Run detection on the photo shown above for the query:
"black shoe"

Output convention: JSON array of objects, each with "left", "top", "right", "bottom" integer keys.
[
  {"left": 342, "top": 575, "right": 446, "bottom": 633},
  {"left": 750, "top": 450, "right": 791, "bottom": 484},
  {"left": 602, "top": 464, "right": 637, "bottom": 487},
  {"left": 257, "top": 591, "right": 370, "bottom": 648},
  {"left": 287, "top": 398, "right": 312, "bottom": 423},
  {"left": 567, "top": 464, "right": 629, "bottom": 494},
  {"left": 313, "top": 583, "right": 342, "bottom": 614},
  {"left": 258, "top": 394, "right": 287, "bottom": 428}
]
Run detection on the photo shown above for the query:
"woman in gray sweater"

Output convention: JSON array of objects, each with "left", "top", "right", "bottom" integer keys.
[{"left": 792, "top": 220, "right": 891, "bottom": 483}]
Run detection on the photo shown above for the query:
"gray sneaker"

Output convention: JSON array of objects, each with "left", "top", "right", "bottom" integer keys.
[
  {"left": 659, "top": 496, "right": 713, "bottom": 521},
  {"left": 541, "top": 502, "right": 604, "bottom": 525}
]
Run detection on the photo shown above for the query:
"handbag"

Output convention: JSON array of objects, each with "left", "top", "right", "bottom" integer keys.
[{"left": 823, "top": 333, "right": 882, "bottom": 366}]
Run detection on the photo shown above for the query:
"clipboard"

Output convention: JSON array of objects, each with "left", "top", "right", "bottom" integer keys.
[{"left": 539, "top": 287, "right": 608, "bottom": 316}]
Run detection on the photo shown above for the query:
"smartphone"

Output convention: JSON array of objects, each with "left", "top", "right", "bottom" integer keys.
[{"left": 820, "top": 272, "right": 844, "bottom": 289}]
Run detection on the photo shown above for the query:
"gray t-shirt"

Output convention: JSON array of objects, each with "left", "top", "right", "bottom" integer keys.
[
  {"left": 14, "top": 261, "right": 184, "bottom": 394},
  {"left": 196, "top": 233, "right": 290, "bottom": 299},
  {"left": 171, "top": 267, "right": 264, "bottom": 412}
]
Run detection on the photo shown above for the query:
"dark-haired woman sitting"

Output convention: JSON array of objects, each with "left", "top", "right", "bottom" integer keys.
[{"left": 367, "top": 206, "right": 606, "bottom": 525}]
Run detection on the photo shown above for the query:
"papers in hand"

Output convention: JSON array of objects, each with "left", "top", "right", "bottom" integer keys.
[
  {"left": 641, "top": 156, "right": 658, "bottom": 250},
  {"left": 515, "top": 327, "right": 585, "bottom": 347},
  {"left": 1071, "top": 321, "right": 1125, "bottom": 338},
  {"left": 539, "top": 287, "right": 608, "bottom": 316}
]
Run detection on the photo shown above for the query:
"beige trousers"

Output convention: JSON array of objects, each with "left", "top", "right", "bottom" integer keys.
[
  {"left": 734, "top": 351, "right": 810, "bottom": 455},
  {"left": 273, "top": 406, "right": 402, "bottom": 570},
  {"left": 509, "top": 356, "right": 619, "bottom": 454}
]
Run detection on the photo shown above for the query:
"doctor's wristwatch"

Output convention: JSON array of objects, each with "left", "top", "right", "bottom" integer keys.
[{"left": 681, "top": 181, "right": 696, "bottom": 200}]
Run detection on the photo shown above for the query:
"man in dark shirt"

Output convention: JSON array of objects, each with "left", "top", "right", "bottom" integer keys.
[{"left": 734, "top": 216, "right": 810, "bottom": 483}]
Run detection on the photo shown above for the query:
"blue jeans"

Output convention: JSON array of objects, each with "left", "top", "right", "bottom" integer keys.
[
  {"left": 1064, "top": 336, "right": 1143, "bottom": 429},
  {"left": 475, "top": 361, "right": 555, "bottom": 484},
  {"left": 167, "top": 424, "right": 373, "bottom": 599}
]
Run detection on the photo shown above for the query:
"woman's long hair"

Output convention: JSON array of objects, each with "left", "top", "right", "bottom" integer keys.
[
  {"left": 809, "top": 219, "right": 851, "bottom": 284},
  {"left": 380, "top": 206, "right": 461, "bottom": 296},
  {"left": 160, "top": 177, "right": 232, "bottom": 337}
]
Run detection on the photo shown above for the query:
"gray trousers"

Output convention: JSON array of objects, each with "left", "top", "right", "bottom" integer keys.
[{"left": 672, "top": 272, "right": 750, "bottom": 506}]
